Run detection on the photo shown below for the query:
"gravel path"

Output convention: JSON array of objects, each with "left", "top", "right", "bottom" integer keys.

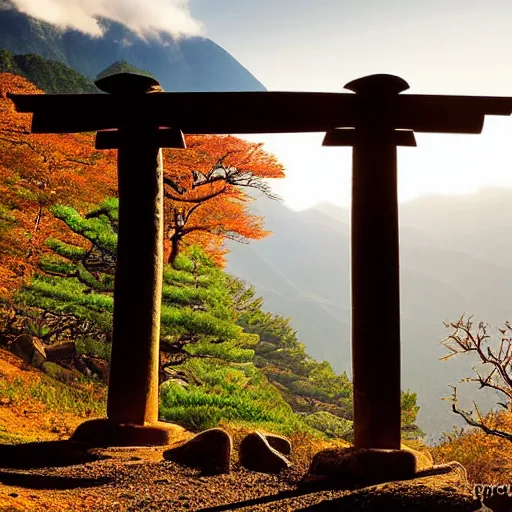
[{"left": 0, "top": 444, "right": 477, "bottom": 511}]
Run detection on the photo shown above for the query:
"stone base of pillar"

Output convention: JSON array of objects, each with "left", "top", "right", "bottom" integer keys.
[
  {"left": 301, "top": 447, "right": 419, "bottom": 488},
  {"left": 70, "top": 418, "right": 186, "bottom": 447}
]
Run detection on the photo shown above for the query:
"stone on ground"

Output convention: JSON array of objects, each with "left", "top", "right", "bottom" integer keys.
[
  {"left": 261, "top": 432, "right": 292, "bottom": 455},
  {"left": 9, "top": 334, "right": 46, "bottom": 368},
  {"left": 401, "top": 443, "right": 434, "bottom": 471},
  {"left": 163, "top": 428, "right": 232, "bottom": 475},
  {"left": 303, "top": 447, "right": 417, "bottom": 487},
  {"left": 239, "top": 431, "right": 291, "bottom": 474},
  {"left": 298, "top": 461, "right": 472, "bottom": 511},
  {"left": 70, "top": 418, "right": 185, "bottom": 447},
  {"left": 45, "top": 342, "right": 77, "bottom": 364}
]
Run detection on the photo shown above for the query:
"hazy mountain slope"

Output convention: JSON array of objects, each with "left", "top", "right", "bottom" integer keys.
[
  {"left": 226, "top": 190, "right": 512, "bottom": 440},
  {"left": 0, "top": 6, "right": 266, "bottom": 92}
]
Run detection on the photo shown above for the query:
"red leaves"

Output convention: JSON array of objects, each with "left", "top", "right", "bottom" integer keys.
[
  {"left": 163, "top": 135, "right": 283, "bottom": 266},
  {"left": 0, "top": 73, "right": 118, "bottom": 292},
  {"left": 0, "top": 73, "right": 285, "bottom": 290}
]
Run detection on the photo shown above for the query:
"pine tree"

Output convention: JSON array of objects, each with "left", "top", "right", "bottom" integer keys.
[{"left": 15, "top": 198, "right": 258, "bottom": 369}]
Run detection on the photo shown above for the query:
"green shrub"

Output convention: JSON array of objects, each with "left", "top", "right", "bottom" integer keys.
[
  {"left": 159, "top": 361, "right": 312, "bottom": 435},
  {"left": 304, "top": 411, "right": 353, "bottom": 439},
  {"left": 75, "top": 336, "right": 111, "bottom": 361}
]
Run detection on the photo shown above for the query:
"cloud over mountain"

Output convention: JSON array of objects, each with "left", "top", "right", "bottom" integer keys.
[{"left": 4, "top": 0, "right": 202, "bottom": 38}]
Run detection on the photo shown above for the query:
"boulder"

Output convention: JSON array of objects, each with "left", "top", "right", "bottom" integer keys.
[
  {"left": 9, "top": 334, "right": 46, "bottom": 368},
  {"left": 401, "top": 443, "right": 434, "bottom": 472},
  {"left": 239, "top": 431, "right": 291, "bottom": 474},
  {"left": 87, "top": 357, "right": 110, "bottom": 383},
  {"left": 260, "top": 432, "right": 292, "bottom": 456},
  {"left": 303, "top": 447, "right": 416, "bottom": 488},
  {"left": 298, "top": 463, "right": 473, "bottom": 511},
  {"left": 163, "top": 428, "right": 232, "bottom": 475},
  {"left": 45, "top": 342, "right": 77, "bottom": 364},
  {"left": 71, "top": 419, "right": 184, "bottom": 447}
]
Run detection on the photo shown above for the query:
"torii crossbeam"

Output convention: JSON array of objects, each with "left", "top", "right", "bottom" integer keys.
[{"left": 8, "top": 73, "right": 512, "bottom": 451}]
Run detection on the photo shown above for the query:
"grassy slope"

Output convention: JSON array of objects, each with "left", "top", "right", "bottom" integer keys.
[{"left": 0, "top": 348, "right": 105, "bottom": 444}]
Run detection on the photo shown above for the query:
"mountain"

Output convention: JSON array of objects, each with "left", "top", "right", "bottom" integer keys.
[
  {"left": 0, "top": 5, "right": 266, "bottom": 92},
  {"left": 226, "top": 188, "right": 512, "bottom": 442},
  {"left": 0, "top": 48, "right": 98, "bottom": 93}
]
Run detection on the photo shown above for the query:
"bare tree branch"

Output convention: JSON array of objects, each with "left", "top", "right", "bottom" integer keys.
[{"left": 442, "top": 317, "right": 512, "bottom": 442}]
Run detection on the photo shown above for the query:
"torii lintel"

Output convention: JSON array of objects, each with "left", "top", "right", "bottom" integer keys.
[{"left": 7, "top": 79, "right": 512, "bottom": 137}]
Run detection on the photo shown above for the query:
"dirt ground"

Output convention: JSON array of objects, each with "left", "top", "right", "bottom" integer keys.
[
  {"left": 0, "top": 349, "right": 486, "bottom": 511},
  {"left": 0, "top": 441, "right": 479, "bottom": 512}
]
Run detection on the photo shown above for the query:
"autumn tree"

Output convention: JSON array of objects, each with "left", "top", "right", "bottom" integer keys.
[
  {"left": 0, "top": 73, "right": 285, "bottom": 285},
  {"left": 162, "top": 135, "right": 285, "bottom": 265},
  {"left": 442, "top": 315, "right": 512, "bottom": 442},
  {"left": 0, "top": 73, "right": 118, "bottom": 293}
]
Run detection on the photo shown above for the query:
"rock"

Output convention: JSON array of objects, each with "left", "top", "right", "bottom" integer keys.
[
  {"left": 239, "top": 431, "right": 291, "bottom": 474},
  {"left": 163, "top": 428, "right": 232, "bottom": 475},
  {"left": 9, "top": 334, "right": 46, "bottom": 368},
  {"left": 88, "top": 357, "right": 110, "bottom": 383},
  {"left": 45, "top": 342, "right": 77, "bottom": 364},
  {"left": 401, "top": 443, "right": 434, "bottom": 472},
  {"left": 260, "top": 432, "right": 292, "bottom": 456},
  {"left": 70, "top": 419, "right": 185, "bottom": 447},
  {"left": 297, "top": 467, "right": 475, "bottom": 511},
  {"left": 303, "top": 447, "right": 416, "bottom": 488},
  {"left": 78, "top": 356, "right": 109, "bottom": 383}
]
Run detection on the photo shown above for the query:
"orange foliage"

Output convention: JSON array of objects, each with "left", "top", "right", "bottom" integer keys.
[
  {"left": 432, "top": 410, "right": 512, "bottom": 483},
  {"left": 163, "top": 135, "right": 285, "bottom": 265},
  {"left": 0, "top": 73, "right": 118, "bottom": 293},
  {"left": 0, "top": 73, "right": 286, "bottom": 287}
]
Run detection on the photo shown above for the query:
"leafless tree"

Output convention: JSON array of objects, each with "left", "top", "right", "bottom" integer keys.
[{"left": 442, "top": 314, "right": 512, "bottom": 441}]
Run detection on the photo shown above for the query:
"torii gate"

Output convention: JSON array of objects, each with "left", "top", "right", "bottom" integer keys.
[{"left": 8, "top": 72, "right": 512, "bottom": 451}]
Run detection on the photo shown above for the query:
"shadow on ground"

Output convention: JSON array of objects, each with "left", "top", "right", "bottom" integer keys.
[
  {"left": 0, "top": 440, "right": 108, "bottom": 469},
  {"left": 0, "top": 471, "right": 110, "bottom": 490}
]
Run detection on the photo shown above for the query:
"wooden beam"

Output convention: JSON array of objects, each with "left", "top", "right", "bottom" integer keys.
[
  {"left": 8, "top": 91, "right": 511, "bottom": 136},
  {"left": 96, "top": 128, "right": 186, "bottom": 150},
  {"left": 323, "top": 128, "right": 417, "bottom": 147}
]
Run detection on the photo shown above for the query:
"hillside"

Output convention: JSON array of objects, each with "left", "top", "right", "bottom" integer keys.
[
  {"left": 0, "top": 64, "right": 424, "bottom": 445},
  {"left": 0, "top": 5, "right": 266, "bottom": 92},
  {"left": 0, "top": 48, "right": 98, "bottom": 93},
  {"left": 0, "top": 3, "right": 446, "bottom": 443}
]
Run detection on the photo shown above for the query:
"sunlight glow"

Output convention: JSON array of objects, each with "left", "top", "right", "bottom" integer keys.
[{"left": 242, "top": 115, "right": 512, "bottom": 211}]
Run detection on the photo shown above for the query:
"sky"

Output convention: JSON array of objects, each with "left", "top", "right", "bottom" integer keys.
[
  {"left": 188, "top": 0, "right": 512, "bottom": 210},
  {"left": 9, "top": 0, "right": 512, "bottom": 210}
]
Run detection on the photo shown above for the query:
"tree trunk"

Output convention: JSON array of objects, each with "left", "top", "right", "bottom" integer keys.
[{"left": 169, "top": 234, "right": 180, "bottom": 266}]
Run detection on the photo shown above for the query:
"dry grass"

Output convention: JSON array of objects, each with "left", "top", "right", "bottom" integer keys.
[
  {"left": 431, "top": 410, "right": 512, "bottom": 484},
  {"left": 0, "top": 348, "right": 106, "bottom": 444}
]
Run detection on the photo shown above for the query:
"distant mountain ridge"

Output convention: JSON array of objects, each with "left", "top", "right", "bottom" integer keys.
[
  {"left": 0, "top": 4, "right": 266, "bottom": 92},
  {"left": 226, "top": 188, "right": 512, "bottom": 442}
]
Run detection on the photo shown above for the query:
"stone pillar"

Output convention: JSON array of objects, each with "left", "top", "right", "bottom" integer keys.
[
  {"left": 71, "top": 72, "right": 185, "bottom": 446},
  {"left": 323, "top": 75, "right": 417, "bottom": 450},
  {"left": 107, "top": 128, "right": 163, "bottom": 425}
]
